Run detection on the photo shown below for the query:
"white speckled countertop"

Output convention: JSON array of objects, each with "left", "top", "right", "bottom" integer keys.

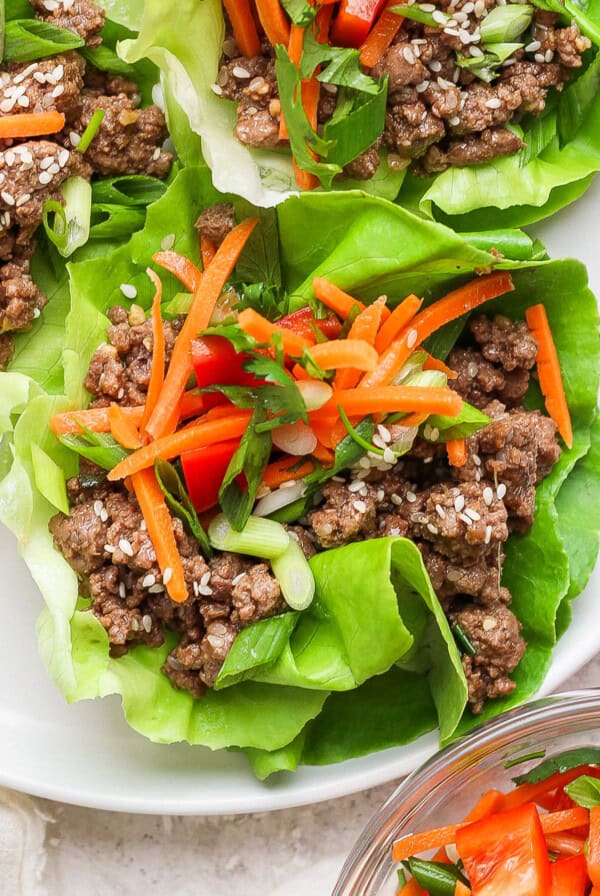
[{"left": 8, "top": 656, "right": 594, "bottom": 896}]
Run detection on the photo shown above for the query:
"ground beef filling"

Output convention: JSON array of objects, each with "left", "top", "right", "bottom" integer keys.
[
  {"left": 218, "top": 5, "right": 591, "bottom": 178},
  {"left": 0, "top": 0, "right": 173, "bottom": 368}
]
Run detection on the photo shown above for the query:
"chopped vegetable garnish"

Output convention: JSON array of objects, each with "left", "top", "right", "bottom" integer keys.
[
  {"left": 222, "top": 0, "right": 261, "bottom": 57},
  {"left": 208, "top": 513, "right": 290, "bottom": 559},
  {"left": 525, "top": 303, "right": 574, "bottom": 448},
  {"left": 0, "top": 109, "right": 65, "bottom": 139}
]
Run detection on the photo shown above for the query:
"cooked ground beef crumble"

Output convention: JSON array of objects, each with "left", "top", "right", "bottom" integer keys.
[
  {"left": 216, "top": 3, "right": 591, "bottom": 181},
  {"left": 49, "top": 306, "right": 561, "bottom": 714},
  {"left": 0, "top": 0, "right": 173, "bottom": 368}
]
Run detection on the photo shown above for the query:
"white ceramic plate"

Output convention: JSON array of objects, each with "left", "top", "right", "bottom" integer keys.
[{"left": 1, "top": 179, "right": 599, "bottom": 816}]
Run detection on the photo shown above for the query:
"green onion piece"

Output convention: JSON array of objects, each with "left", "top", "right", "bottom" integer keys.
[
  {"left": 404, "top": 369, "right": 448, "bottom": 389},
  {"left": 76, "top": 108, "right": 105, "bottom": 154},
  {"left": 388, "top": 4, "right": 449, "bottom": 27},
  {"left": 3, "top": 18, "right": 84, "bottom": 62},
  {"left": 208, "top": 513, "right": 290, "bottom": 559},
  {"left": 271, "top": 537, "right": 316, "bottom": 611},
  {"left": 338, "top": 407, "right": 385, "bottom": 456},
  {"left": 503, "top": 749, "right": 547, "bottom": 770},
  {"left": 42, "top": 176, "right": 92, "bottom": 258},
  {"left": 452, "top": 623, "right": 477, "bottom": 657},
  {"left": 480, "top": 4, "right": 534, "bottom": 43},
  {"left": 31, "top": 443, "right": 69, "bottom": 514},
  {"left": 0, "top": 2, "right": 5, "bottom": 63},
  {"left": 392, "top": 349, "right": 427, "bottom": 384}
]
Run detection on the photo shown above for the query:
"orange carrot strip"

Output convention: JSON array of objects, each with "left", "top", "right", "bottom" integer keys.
[
  {"left": 200, "top": 235, "right": 217, "bottom": 271},
  {"left": 396, "top": 411, "right": 429, "bottom": 428},
  {"left": 501, "top": 767, "right": 600, "bottom": 811},
  {"left": 146, "top": 219, "right": 258, "bottom": 441},
  {"left": 309, "top": 415, "right": 350, "bottom": 449},
  {"left": 51, "top": 405, "right": 144, "bottom": 435},
  {"left": 152, "top": 250, "right": 202, "bottom": 293},
  {"left": 312, "top": 442, "right": 334, "bottom": 464},
  {"left": 525, "top": 303, "right": 573, "bottom": 448},
  {"left": 374, "top": 295, "right": 422, "bottom": 353},
  {"left": 140, "top": 269, "right": 165, "bottom": 430},
  {"left": 359, "top": 9, "right": 404, "bottom": 68},
  {"left": 462, "top": 789, "right": 505, "bottom": 823},
  {"left": 254, "top": 0, "right": 291, "bottom": 46},
  {"left": 454, "top": 883, "right": 471, "bottom": 896},
  {"left": 540, "top": 807, "right": 589, "bottom": 835},
  {"left": 315, "top": 3, "right": 334, "bottom": 42},
  {"left": 289, "top": 23, "right": 305, "bottom": 64},
  {"left": 132, "top": 468, "right": 187, "bottom": 603},
  {"left": 361, "top": 273, "right": 514, "bottom": 389},
  {"left": 398, "top": 878, "right": 427, "bottom": 896},
  {"left": 308, "top": 339, "right": 379, "bottom": 371},
  {"left": 237, "top": 307, "right": 311, "bottom": 356},
  {"left": 423, "top": 352, "right": 457, "bottom": 379},
  {"left": 313, "top": 277, "right": 366, "bottom": 319},
  {"left": 447, "top": 438, "right": 467, "bottom": 467},
  {"left": 335, "top": 298, "right": 387, "bottom": 389},
  {"left": 108, "top": 404, "right": 141, "bottom": 450},
  {"left": 0, "top": 110, "right": 65, "bottom": 139},
  {"left": 292, "top": 362, "right": 311, "bottom": 380},
  {"left": 222, "top": 0, "right": 261, "bottom": 57},
  {"left": 179, "top": 391, "right": 205, "bottom": 419},
  {"left": 108, "top": 411, "right": 252, "bottom": 482},
  {"left": 323, "top": 385, "right": 463, "bottom": 418},
  {"left": 261, "top": 457, "right": 315, "bottom": 488}
]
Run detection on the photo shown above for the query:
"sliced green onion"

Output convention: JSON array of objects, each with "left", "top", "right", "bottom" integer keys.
[
  {"left": 31, "top": 443, "right": 69, "bottom": 514},
  {"left": 404, "top": 369, "right": 448, "bottom": 389},
  {"left": 503, "top": 749, "right": 546, "bottom": 770},
  {"left": 388, "top": 4, "right": 450, "bottom": 28},
  {"left": 3, "top": 18, "right": 83, "bottom": 62},
  {"left": 76, "top": 108, "right": 105, "bottom": 154},
  {"left": 452, "top": 623, "right": 477, "bottom": 657},
  {"left": 393, "top": 349, "right": 427, "bottom": 384},
  {"left": 480, "top": 4, "right": 534, "bottom": 44},
  {"left": 42, "top": 176, "right": 92, "bottom": 258},
  {"left": 271, "top": 537, "right": 315, "bottom": 611},
  {"left": 208, "top": 513, "right": 290, "bottom": 559},
  {"left": 0, "top": 2, "right": 5, "bottom": 62}
]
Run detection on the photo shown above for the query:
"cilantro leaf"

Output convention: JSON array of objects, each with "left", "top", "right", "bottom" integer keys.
[
  {"left": 219, "top": 407, "right": 272, "bottom": 531},
  {"left": 565, "top": 775, "right": 600, "bottom": 809},
  {"left": 281, "top": 0, "right": 316, "bottom": 26},
  {"left": 300, "top": 30, "right": 382, "bottom": 94},
  {"left": 202, "top": 323, "right": 257, "bottom": 353}
]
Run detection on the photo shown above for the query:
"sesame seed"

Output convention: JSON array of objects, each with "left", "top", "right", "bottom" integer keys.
[
  {"left": 406, "top": 491, "right": 417, "bottom": 503},
  {"left": 161, "top": 233, "right": 175, "bottom": 251},
  {"left": 16, "top": 193, "right": 31, "bottom": 207},
  {"left": 17, "top": 95, "right": 30, "bottom": 108},
  {"left": 437, "top": 77, "right": 454, "bottom": 89},
  {"left": 348, "top": 480, "right": 364, "bottom": 492},
  {"left": 430, "top": 427, "right": 439, "bottom": 441},
  {"left": 152, "top": 147, "right": 161, "bottom": 160},
  {"left": 467, "top": 361, "right": 479, "bottom": 377},
  {"left": 525, "top": 40, "right": 541, "bottom": 52},
  {"left": 435, "top": 503, "right": 447, "bottom": 519},
  {"left": 534, "top": 53, "right": 545, "bottom": 64},
  {"left": 465, "top": 508, "right": 480, "bottom": 521},
  {"left": 383, "top": 447, "right": 396, "bottom": 464},
  {"left": 432, "top": 9, "right": 448, "bottom": 23},
  {"left": 52, "top": 64, "right": 64, "bottom": 81},
  {"left": 391, "top": 493, "right": 403, "bottom": 506},
  {"left": 33, "top": 307, "right": 41, "bottom": 319},
  {"left": 200, "top": 571, "right": 212, "bottom": 587},
  {"left": 429, "top": 60, "right": 442, "bottom": 72},
  {"left": 320, "top": 522, "right": 333, "bottom": 535},
  {"left": 192, "top": 581, "right": 200, "bottom": 597},
  {"left": 93, "top": 500, "right": 103, "bottom": 517},
  {"left": 454, "top": 494, "right": 465, "bottom": 512},
  {"left": 413, "top": 43, "right": 421, "bottom": 57},
  {"left": 497, "top": 483, "right": 507, "bottom": 500},
  {"left": 427, "top": 522, "right": 439, "bottom": 535},
  {"left": 444, "top": 27, "right": 461, "bottom": 37},
  {"left": 69, "top": 131, "right": 81, "bottom": 147},
  {"left": 403, "top": 46, "right": 416, "bottom": 64},
  {"left": 485, "top": 97, "right": 502, "bottom": 109},
  {"left": 5, "top": 151, "right": 15, "bottom": 166},
  {"left": 469, "top": 44, "right": 484, "bottom": 57},
  {"left": 458, "top": 28, "right": 472, "bottom": 43},
  {"left": 119, "top": 538, "right": 134, "bottom": 557},
  {"left": 449, "top": 115, "right": 460, "bottom": 126},
  {"left": 40, "top": 156, "right": 54, "bottom": 170},
  {"left": 142, "top": 574, "right": 156, "bottom": 588},
  {"left": 198, "top": 584, "right": 213, "bottom": 596},
  {"left": 148, "top": 583, "right": 164, "bottom": 594},
  {"left": 545, "top": 49, "right": 554, "bottom": 62},
  {"left": 142, "top": 615, "right": 152, "bottom": 632},
  {"left": 163, "top": 567, "right": 173, "bottom": 584},
  {"left": 140, "top": 520, "right": 147, "bottom": 531},
  {"left": 104, "top": 543, "right": 115, "bottom": 554},
  {"left": 0, "top": 99, "right": 15, "bottom": 113},
  {"left": 1, "top": 191, "right": 15, "bottom": 206},
  {"left": 482, "top": 616, "right": 496, "bottom": 631},
  {"left": 33, "top": 72, "right": 46, "bottom": 84},
  {"left": 406, "top": 328, "right": 418, "bottom": 349},
  {"left": 231, "top": 572, "right": 247, "bottom": 586},
  {"left": 447, "top": 568, "right": 462, "bottom": 582},
  {"left": 119, "top": 582, "right": 126, "bottom": 599},
  {"left": 377, "top": 489, "right": 385, "bottom": 502},
  {"left": 48, "top": 163, "right": 60, "bottom": 175},
  {"left": 353, "top": 500, "right": 367, "bottom": 513},
  {"left": 483, "top": 487, "right": 494, "bottom": 506},
  {"left": 51, "top": 84, "right": 65, "bottom": 98},
  {"left": 484, "top": 524, "right": 493, "bottom": 545},
  {"left": 359, "top": 457, "right": 371, "bottom": 469},
  {"left": 120, "top": 283, "right": 137, "bottom": 300},
  {"left": 419, "top": 2, "right": 436, "bottom": 9},
  {"left": 389, "top": 527, "right": 401, "bottom": 536},
  {"left": 377, "top": 424, "right": 391, "bottom": 443},
  {"left": 232, "top": 65, "right": 251, "bottom": 79},
  {"left": 459, "top": 513, "right": 473, "bottom": 526},
  {"left": 44, "top": 0, "right": 59, "bottom": 10},
  {"left": 372, "top": 434, "right": 387, "bottom": 450},
  {"left": 58, "top": 148, "right": 70, "bottom": 168},
  {"left": 472, "top": 454, "right": 481, "bottom": 466},
  {"left": 416, "top": 80, "right": 430, "bottom": 93}
]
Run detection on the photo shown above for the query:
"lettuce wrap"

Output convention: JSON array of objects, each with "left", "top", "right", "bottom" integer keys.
[
  {"left": 0, "top": 167, "right": 598, "bottom": 777},
  {"left": 117, "top": 0, "right": 600, "bottom": 229}
]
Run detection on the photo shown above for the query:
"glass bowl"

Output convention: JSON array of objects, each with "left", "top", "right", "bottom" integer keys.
[{"left": 333, "top": 689, "right": 600, "bottom": 896}]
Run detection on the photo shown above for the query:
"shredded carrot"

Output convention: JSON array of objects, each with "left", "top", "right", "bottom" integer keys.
[
  {"left": 312, "top": 441, "right": 334, "bottom": 464},
  {"left": 222, "top": 0, "right": 261, "bottom": 57},
  {"left": 108, "top": 404, "right": 141, "bottom": 450},
  {"left": 261, "top": 457, "right": 315, "bottom": 488},
  {"left": 312, "top": 277, "right": 366, "bottom": 319},
  {"left": 320, "top": 385, "right": 463, "bottom": 419},
  {"left": 525, "top": 303, "right": 573, "bottom": 448},
  {"left": 0, "top": 110, "right": 65, "bottom": 139},
  {"left": 359, "top": 9, "right": 404, "bottom": 68},
  {"left": 140, "top": 269, "right": 165, "bottom": 431},
  {"left": 254, "top": 0, "right": 291, "bottom": 46},
  {"left": 454, "top": 883, "right": 471, "bottom": 896},
  {"left": 423, "top": 351, "right": 457, "bottom": 379},
  {"left": 132, "top": 468, "right": 188, "bottom": 603},
  {"left": 501, "top": 766, "right": 600, "bottom": 811},
  {"left": 361, "top": 272, "right": 514, "bottom": 389},
  {"left": 237, "top": 307, "right": 311, "bottom": 356},
  {"left": 398, "top": 877, "right": 427, "bottom": 896},
  {"left": 179, "top": 391, "right": 206, "bottom": 419},
  {"left": 292, "top": 76, "right": 321, "bottom": 190},
  {"left": 334, "top": 298, "right": 387, "bottom": 389},
  {"left": 152, "top": 250, "right": 202, "bottom": 293},
  {"left": 375, "top": 295, "right": 422, "bottom": 353},
  {"left": 462, "top": 789, "right": 505, "bottom": 823},
  {"left": 396, "top": 411, "right": 429, "bottom": 428},
  {"left": 292, "top": 362, "right": 311, "bottom": 380},
  {"left": 200, "top": 235, "right": 216, "bottom": 271},
  {"left": 51, "top": 405, "right": 144, "bottom": 436},
  {"left": 308, "top": 338, "right": 379, "bottom": 372},
  {"left": 289, "top": 23, "right": 305, "bottom": 64},
  {"left": 315, "top": 2, "right": 334, "bottom": 42},
  {"left": 541, "top": 807, "right": 589, "bottom": 834},
  {"left": 145, "top": 218, "right": 258, "bottom": 441},
  {"left": 109, "top": 411, "right": 252, "bottom": 482},
  {"left": 447, "top": 438, "right": 467, "bottom": 467},
  {"left": 309, "top": 414, "right": 351, "bottom": 449}
]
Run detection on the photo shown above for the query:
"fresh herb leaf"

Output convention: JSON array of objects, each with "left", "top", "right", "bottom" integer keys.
[
  {"left": 280, "top": 0, "right": 317, "bottom": 27},
  {"left": 456, "top": 43, "right": 523, "bottom": 83},
  {"left": 154, "top": 459, "right": 212, "bottom": 559},
  {"left": 300, "top": 30, "right": 381, "bottom": 94},
  {"left": 512, "top": 747, "right": 600, "bottom": 784},
  {"left": 59, "top": 427, "right": 129, "bottom": 471},
  {"left": 235, "top": 207, "right": 282, "bottom": 290},
  {"left": 236, "top": 282, "right": 289, "bottom": 319},
  {"left": 404, "top": 858, "right": 469, "bottom": 896},
  {"left": 322, "top": 81, "right": 389, "bottom": 169},
  {"left": 565, "top": 774, "right": 600, "bottom": 809},
  {"left": 299, "top": 347, "right": 330, "bottom": 380},
  {"left": 219, "top": 407, "right": 272, "bottom": 531},
  {"left": 5, "top": 0, "right": 33, "bottom": 20},
  {"left": 424, "top": 402, "right": 490, "bottom": 442},
  {"left": 91, "top": 175, "right": 168, "bottom": 207},
  {"left": 3, "top": 18, "right": 84, "bottom": 61},
  {"left": 202, "top": 323, "right": 257, "bottom": 354}
]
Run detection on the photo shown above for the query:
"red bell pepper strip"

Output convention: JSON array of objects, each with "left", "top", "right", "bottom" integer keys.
[
  {"left": 277, "top": 306, "right": 343, "bottom": 341},
  {"left": 181, "top": 439, "right": 241, "bottom": 513},
  {"left": 191, "top": 336, "right": 257, "bottom": 389},
  {"left": 455, "top": 803, "right": 552, "bottom": 896},
  {"left": 549, "top": 854, "right": 589, "bottom": 895},
  {"left": 331, "top": 0, "right": 389, "bottom": 48}
]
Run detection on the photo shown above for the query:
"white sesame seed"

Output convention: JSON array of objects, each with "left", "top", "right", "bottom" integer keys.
[
  {"left": 427, "top": 522, "right": 439, "bottom": 535},
  {"left": 119, "top": 582, "right": 126, "bottom": 599},
  {"left": 20, "top": 150, "right": 33, "bottom": 166},
  {"left": 348, "top": 480, "right": 364, "bottom": 493},
  {"left": 430, "top": 427, "right": 439, "bottom": 441},
  {"left": 48, "top": 162, "right": 60, "bottom": 175},
  {"left": 58, "top": 148, "right": 70, "bottom": 168},
  {"left": 320, "top": 522, "right": 334, "bottom": 535},
  {"left": 119, "top": 538, "right": 134, "bottom": 557},
  {"left": 16, "top": 193, "right": 30, "bottom": 207},
  {"left": 467, "top": 361, "right": 479, "bottom": 377},
  {"left": 432, "top": 9, "right": 448, "bottom": 23},
  {"left": 447, "top": 568, "right": 462, "bottom": 582},
  {"left": 459, "top": 513, "right": 473, "bottom": 526},
  {"left": 161, "top": 233, "right": 175, "bottom": 251},
  {"left": 406, "top": 491, "right": 417, "bottom": 503},
  {"left": 141, "top": 615, "right": 152, "bottom": 633},
  {"left": 5, "top": 151, "right": 15, "bottom": 166},
  {"left": 483, "top": 486, "right": 494, "bottom": 506},
  {"left": 93, "top": 500, "right": 103, "bottom": 517},
  {"left": 444, "top": 27, "right": 461, "bottom": 37},
  {"left": 140, "top": 519, "right": 147, "bottom": 531},
  {"left": 413, "top": 43, "right": 421, "bottom": 57},
  {"left": 1, "top": 191, "right": 15, "bottom": 206},
  {"left": 120, "top": 283, "right": 138, "bottom": 300},
  {"left": 482, "top": 615, "right": 496, "bottom": 631},
  {"left": 37, "top": 170, "right": 52, "bottom": 186},
  {"left": 200, "top": 571, "right": 212, "bottom": 587},
  {"left": 377, "top": 424, "right": 392, "bottom": 443},
  {"left": 429, "top": 60, "right": 442, "bottom": 73},
  {"left": 472, "top": 454, "right": 481, "bottom": 466},
  {"left": 142, "top": 573, "right": 156, "bottom": 588},
  {"left": 406, "top": 328, "right": 418, "bottom": 349},
  {"left": 419, "top": 2, "right": 436, "bottom": 9},
  {"left": 416, "top": 80, "right": 430, "bottom": 93},
  {"left": 438, "top": 77, "right": 454, "bottom": 89},
  {"left": 534, "top": 53, "right": 545, "bottom": 64},
  {"left": 391, "top": 493, "right": 403, "bottom": 506},
  {"left": 403, "top": 46, "right": 416, "bottom": 65},
  {"left": 33, "top": 72, "right": 46, "bottom": 84},
  {"left": 485, "top": 97, "right": 502, "bottom": 109},
  {"left": 53, "top": 64, "right": 64, "bottom": 81},
  {"left": 231, "top": 572, "right": 247, "bottom": 586},
  {"left": 163, "top": 567, "right": 173, "bottom": 585},
  {"left": 44, "top": 0, "right": 59, "bottom": 10},
  {"left": 469, "top": 44, "right": 484, "bottom": 57},
  {"left": 484, "top": 524, "right": 493, "bottom": 545},
  {"left": 148, "top": 583, "right": 165, "bottom": 593},
  {"left": 0, "top": 99, "right": 14, "bottom": 113},
  {"left": 525, "top": 40, "right": 541, "bottom": 52},
  {"left": 353, "top": 500, "right": 367, "bottom": 513},
  {"left": 104, "top": 543, "right": 115, "bottom": 553},
  {"left": 465, "top": 507, "right": 480, "bottom": 521},
  {"left": 232, "top": 65, "right": 251, "bottom": 79},
  {"left": 69, "top": 131, "right": 81, "bottom": 147},
  {"left": 33, "top": 307, "right": 41, "bottom": 319},
  {"left": 17, "top": 95, "right": 30, "bottom": 108},
  {"left": 497, "top": 483, "right": 507, "bottom": 500},
  {"left": 359, "top": 457, "right": 371, "bottom": 469},
  {"left": 51, "top": 84, "right": 65, "bottom": 98},
  {"left": 383, "top": 447, "right": 396, "bottom": 464},
  {"left": 198, "top": 584, "right": 213, "bottom": 596},
  {"left": 192, "top": 581, "right": 200, "bottom": 597},
  {"left": 545, "top": 49, "right": 554, "bottom": 62},
  {"left": 449, "top": 115, "right": 460, "bottom": 126},
  {"left": 435, "top": 503, "right": 447, "bottom": 519},
  {"left": 454, "top": 494, "right": 465, "bottom": 512},
  {"left": 372, "top": 434, "right": 387, "bottom": 450}
]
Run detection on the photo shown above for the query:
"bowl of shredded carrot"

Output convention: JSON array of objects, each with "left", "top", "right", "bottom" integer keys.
[{"left": 333, "top": 689, "right": 600, "bottom": 896}]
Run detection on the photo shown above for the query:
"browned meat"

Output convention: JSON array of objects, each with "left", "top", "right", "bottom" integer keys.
[
  {"left": 344, "top": 143, "right": 382, "bottom": 180},
  {"left": 235, "top": 99, "right": 280, "bottom": 148},
  {"left": 307, "top": 480, "right": 378, "bottom": 548},
  {"left": 0, "top": 139, "right": 91, "bottom": 253},
  {"left": 445, "top": 128, "right": 524, "bottom": 169},
  {"left": 450, "top": 82, "right": 522, "bottom": 136},
  {"left": 383, "top": 101, "right": 446, "bottom": 160},
  {"left": 85, "top": 305, "right": 183, "bottom": 407},
  {"left": 2, "top": 53, "right": 85, "bottom": 121},
  {"left": 421, "top": 544, "right": 509, "bottom": 606},
  {"left": 0, "top": 257, "right": 46, "bottom": 336},
  {"left": 195, "top": 203, "right": 236, "bottom": 248},
  {"left": 287, "top": 526, "right": 316, "bottom": 560},
  {"left": 218, "top": 56, "right": 277, "bottom": 102},
  {"left": 372, "top": 42, "right": 429, "bottom": 92},
  {"left": 500, "top": 61, "right": 563, "bottom": 115},
  {"left": 470, "top": 314, "right": 538, "bottom": 372},
  {"left": 449, "top": 601, "right": 526, "bottom": 713},
  {"left": 50, "top": 497, "right": 109, "bottom": 575},
  {"left": 0, "top": 334, "right": 14, "bottom": 369},
  {"left": 66, "top": 92, "right": 172, "bottom": 177},
  {"left": 554, "top": 24, "right": 591, "bottom": 67},
  {"left": 230, "top": 562, "right": 283, "bottom": 626},
  {"left": 84, "top": 68, "right": 141, "bottom": 101},
  {"left": 448, "top": 347, "right": 506, "bottom": 409},
  {"left": 30, "top": 0, "right": 105, "bottom": 47}
]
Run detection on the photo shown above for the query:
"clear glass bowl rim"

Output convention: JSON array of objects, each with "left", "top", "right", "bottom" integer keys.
[{"left": 333, "top": 688, "right": 600, "bottom": 895}]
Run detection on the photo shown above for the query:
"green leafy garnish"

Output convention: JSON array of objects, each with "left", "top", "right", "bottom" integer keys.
[
  {"left": 456, "top": 43, "right": 523, "bottom": 83},
  {"left": 503, "top": 749, "right": 546, "bottom": 769},
  {"left": 423, "top": 403, "right": 490, "bottom": 443},
  {"left": 300, "top": 30, "right": 382, "bottom": 93},
  {"left": 235, "top": 207, "right": 282, "bottom": 290},
  {"left": 565, "top": 775, "right": 600, "bottom": 808},
  {"left": 218, "top": 407, "right": 272, "bottom": 531},
  {"left": 403, "top": 858, "right": 469, "bottom": 896},
  {"left": 512, "top": 747, "right": 600, "bottom": 784},
  {"left": 59, "top": 427, "right": 129, "bottom": 471},
  {"left": 452, "top": 623, "right": 477, "bottom": 657},
  {"left": 280, "top": 0, "right": 316, "bottom": 27},
  {"left": 3, "top": 18, "right": 84, "bottom": 61},
  {"left": 154, "top": 459, "right": 212, "bottom": 559}
]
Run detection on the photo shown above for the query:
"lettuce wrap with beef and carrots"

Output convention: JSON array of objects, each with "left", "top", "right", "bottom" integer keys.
[
  {"left": 117, "top": 0, "right": 600, "bottom": 228},
  {"left": 0, "top": 164, "right": 598, "bottom": 778}
]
